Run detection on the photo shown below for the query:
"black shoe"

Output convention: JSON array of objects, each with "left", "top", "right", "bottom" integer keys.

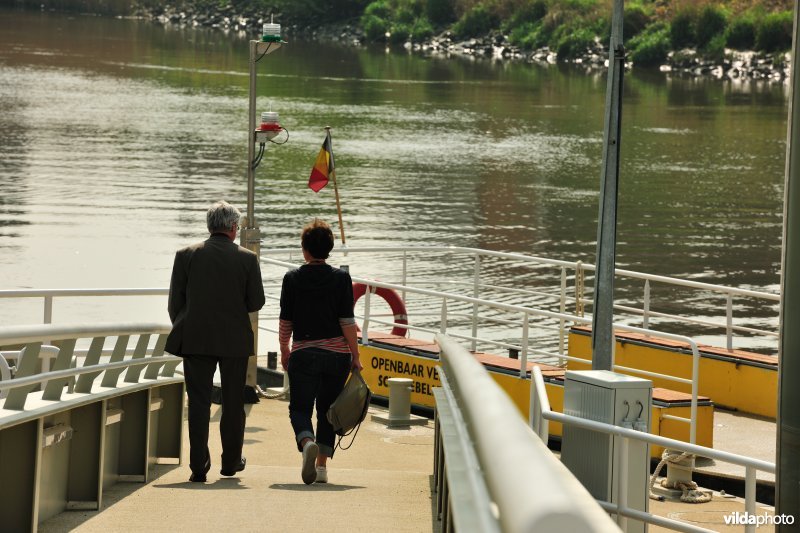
[
  {"left": 190, "top": 457, "right": 211, "bottom": 483},
  {"left": 189, "top": 472, "right": 207, "bottom": 483},
  {"left": 220, "top": 457, "right": 246, "bottom": 477}
]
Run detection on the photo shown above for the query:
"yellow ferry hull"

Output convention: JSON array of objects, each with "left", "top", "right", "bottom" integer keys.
[
  {"left": 359, "top": 341, "right": 714, "bottom": 458},
  {"left": 568, "top": 327, "right": 777, "bottom": 419}
]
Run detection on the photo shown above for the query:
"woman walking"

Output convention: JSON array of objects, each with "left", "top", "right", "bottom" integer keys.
[{"left": 279, "top": 218, "right": 363, "bottom": 484}]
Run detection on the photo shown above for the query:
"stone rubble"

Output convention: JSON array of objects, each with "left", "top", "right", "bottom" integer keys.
[{"left": 140, "top": 5, "right": 791, "bottom": 82}]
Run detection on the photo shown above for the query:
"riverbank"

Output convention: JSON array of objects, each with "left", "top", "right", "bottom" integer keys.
[
  {"left": 3, "top": 0, "right": 792, "bottom": 81},
  {"left": 142, "top": 2, "right": 791, "bottom": 83}
]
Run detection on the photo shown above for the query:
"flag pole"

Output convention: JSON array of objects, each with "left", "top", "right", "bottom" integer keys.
[{"left": 326, "top": 126, "right": 347, "bottom": 246}]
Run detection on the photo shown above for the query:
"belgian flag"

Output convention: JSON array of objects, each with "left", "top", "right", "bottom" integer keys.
[{"left": 308, "top": 132, "right": 334, "bottom": 192}]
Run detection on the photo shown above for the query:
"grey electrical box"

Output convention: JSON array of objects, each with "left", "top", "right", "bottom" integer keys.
[{"left": 561, "top": 370, "right": 652, "bottom": 533}]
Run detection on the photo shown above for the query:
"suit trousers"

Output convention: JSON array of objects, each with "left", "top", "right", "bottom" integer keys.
[{"left": 182, "top": 354, "right": 248, "bottom": 474}]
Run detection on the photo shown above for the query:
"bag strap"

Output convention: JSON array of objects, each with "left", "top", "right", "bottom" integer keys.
[
  {"left": 335, "top": 420, "right": 362, "bottom": 451},
  {"left": 334, "top": 374, "right": 371, "bottom": 451}
]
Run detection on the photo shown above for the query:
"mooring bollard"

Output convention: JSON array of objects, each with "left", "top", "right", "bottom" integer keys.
[
  {"left": 372, "top": 377, "right": 428, "bottom": 427},
  {"left": 388, "top": 377, "right": 413, "bottom": 421}
]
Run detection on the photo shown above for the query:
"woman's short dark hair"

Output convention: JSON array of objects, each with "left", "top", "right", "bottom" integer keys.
[{"left": 301, "top": 218, "right": 334, "bottom": 259}]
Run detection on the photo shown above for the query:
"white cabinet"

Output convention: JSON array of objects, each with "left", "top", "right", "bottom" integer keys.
[{"left": 561, "top": 370, "right": 652, "bottom": 533}]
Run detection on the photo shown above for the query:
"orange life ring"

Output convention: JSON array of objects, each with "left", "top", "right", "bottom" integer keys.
[{"left": 352, "top": 283, "right": 408, "bottom": 337}]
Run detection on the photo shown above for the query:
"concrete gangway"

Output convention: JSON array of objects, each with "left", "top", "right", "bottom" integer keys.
[
  {"left": 38, "top": 397, "right": 440, "bottom": 532},
  {"left": 35, "top": 393, "right": 784, "bottom": 533}
]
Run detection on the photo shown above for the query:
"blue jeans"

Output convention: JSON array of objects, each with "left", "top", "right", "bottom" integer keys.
[{"left": 287, "top": 348, "right": 351, "bottom": 458}]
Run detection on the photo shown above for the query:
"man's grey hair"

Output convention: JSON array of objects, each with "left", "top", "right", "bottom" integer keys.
[{"left": 207, "top": 201, "right": 242, "bottom": 233}]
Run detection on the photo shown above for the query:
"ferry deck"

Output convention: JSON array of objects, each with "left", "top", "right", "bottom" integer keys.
[{"left": 31, "top": 358, "right": 781, "bottom": 533}]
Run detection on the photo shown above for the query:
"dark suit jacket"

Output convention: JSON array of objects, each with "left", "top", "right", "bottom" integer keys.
[{"left": 165, "top": 234, "right": 265, "bottom": 358}]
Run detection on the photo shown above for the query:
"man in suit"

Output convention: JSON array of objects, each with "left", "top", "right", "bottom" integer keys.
[{"left": 166, "top": 201, "right": 265, "bottom": 483}]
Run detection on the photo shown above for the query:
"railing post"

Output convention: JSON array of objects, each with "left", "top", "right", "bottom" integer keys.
[
  {"left": 530, "top": 367, "right": 550, "bottom": 442},
  {"left": 559, "top": 267, "right": 567, "bottom": 356},
  {"left": 745, "top": 466, "right": 756, "bottom": 533},
  {"left": 529, "top": 366, "right": 538, "bottom": 430},
  {"left": 616, "top": 436, "right": 629, "bottom": 531},
  {"left": 726, "top": 294, "right": 733, "bottom": 351},
  {"left": 362, "top": 286, "right": 372, "bottom": 346},
  {"left": 402, "top": 250, "right": 408, "bottom": 306},
  {"left": 575, "top": 261, "right": 585, "bottom": 318},
  {"left": 643, "top": 280, "right": 651, "bottom": 330},
  {"left": 433, "top": 408, "right": 440, "bottom": 488},
  {"left": 43, "top": 295, "right": 53, "bottom": 324},
  {"left": 471, "top": 254, "right": 480, "bottom": 351},
  {"left": 3, "top": 342, "right": 43, "bottom": 410},
  {"left": 442, "top": 467, "right": 449, "bottom": 531},
  {"left": 690, "top": 343, "right": 700, "bottom": 445},
  {"left": 440, "top": 298, "right": 448, "bottom": 334},
  {"left": 520, "top": 312, "right": 529, "bottom": 378}
]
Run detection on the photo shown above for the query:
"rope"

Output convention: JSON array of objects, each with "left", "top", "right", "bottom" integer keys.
[
  {"left": 255, "top": 383, "right": 288, "bottom": 400},
  {"left": 648, "top": 450, "right": 712, "bottom": 504}
]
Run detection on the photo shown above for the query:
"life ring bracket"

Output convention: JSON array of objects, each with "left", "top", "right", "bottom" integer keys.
[{"left": 352, "top": 282, "right": 409, "bottom": 337}]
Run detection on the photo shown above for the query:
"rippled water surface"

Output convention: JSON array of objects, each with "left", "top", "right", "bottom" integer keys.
[{"left": 0, "top": 10, "right": 788, "bottom": 350}]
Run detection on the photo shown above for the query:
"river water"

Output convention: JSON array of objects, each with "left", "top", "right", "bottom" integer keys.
[{"left": 0, "top": 9, "right": 788, "bottom": 352}]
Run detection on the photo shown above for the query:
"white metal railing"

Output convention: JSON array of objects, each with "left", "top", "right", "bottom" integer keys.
[
  {"left": 0, "top": 322, "right": 179, "bottom": 411},
  {"left": 434, "top": 333, "right": 620, "bottom": 532},
  {"left": 0, "top": 247, "right": 712, "bottom": 442},
  {"left": 0, "top": 322, "right": 183, "bottom": 532},
  {"left": 261, "top": 245, "right": 780, "bottom": 353},
  {"left": 0, "top": 288, "right": 168, "bottom": 325},
  {"left": 530, "top": 367, "right": 775, "bottom": 533},
  {"left": 262, "top": 255, "right": 704, "bottom": 443},
  {"left": 0, "top": 246, "right": 779, "bottom": 355}
]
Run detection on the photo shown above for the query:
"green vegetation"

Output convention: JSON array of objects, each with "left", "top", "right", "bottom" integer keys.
[
  {"left": 359, "top": 0, "right": 437, "bottom": 43},
  {"left": 669, "top": 9, "right": 696, "bottom": 49},
  {"left": 504, "top": 0, "right": 605, "bottom": 56},
  {"left": 452, "top": 4, "right": 499, "bottom": 39},
  {"left": 350, "top": 0, "right": 794, "bottom": 65},
  {"left": 695, "top": 5, "right": 727, "bottom": 49},
  {"left": 756, "top": 10, "right": 793, "bottom": 52},
  {"left": 216, "top": 0, "right": 370, "bottom": 24},
  {"left": 131, "top": 0, "right": 794, "bottom": 66},
  {"left": 628, "top": 22, "right": 670, "bottom": 67},
  {"left": 726, "top": 14, "right": 757, "bottom": 50}
]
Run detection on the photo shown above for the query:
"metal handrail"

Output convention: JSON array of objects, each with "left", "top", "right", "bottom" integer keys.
[
  {"left": 436, "top": 333, "right": 619, "bottom": 532},
  {"left": 0, "top": 289, "right": 169, "bottom": 325},
  {"left": 263, "top": 255, "right": 704, "bottom": 441},
  {"left": 530, "top": 367, "right": 774, "bottom": 533},
  {"left": 261, "top": 245, "right": 780, "bottom": 350},
  {"left": 0, "top": 289, "right": 168, "bottom": 298},
  {"left": 0, "top": 322, "right": 171, "bottom": 346},
  {"left": 0, "top": 245, "right": 779, "bottom": 353},
  {"left": 262, "top": 245, "right": 780, "bottom": 300},
  {"left": 0, "top": 355, "right": 179, "bottom": 391},
  {"left": 0, "top": 323, "right": 178, "bottom": 410},
  {"left": 0, "top": 256, "right": 707, "bottom": 441}
]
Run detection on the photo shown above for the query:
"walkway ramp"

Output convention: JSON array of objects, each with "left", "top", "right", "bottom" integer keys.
[{"left": 39, "top": 396, "right": 440, "bottom": 533}]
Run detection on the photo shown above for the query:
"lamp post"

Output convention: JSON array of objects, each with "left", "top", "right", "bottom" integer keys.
[
  {"left": 242, "top": 36, "right": 283, "bottom": 392},
  {"left": 776, "top": 4, "right": 800, "bottom": 526},
  {"left": 592, "top": 0, "right": 625, "bottom": 371}
]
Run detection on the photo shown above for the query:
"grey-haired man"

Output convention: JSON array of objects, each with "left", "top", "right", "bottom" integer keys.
[{"left": 166, "top": 200, "right": 265, "bottom": 482}]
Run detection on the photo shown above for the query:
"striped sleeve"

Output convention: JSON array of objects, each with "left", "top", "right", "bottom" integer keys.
[{"left": 279, "top": 319, "right": 293, "bottom": 345}]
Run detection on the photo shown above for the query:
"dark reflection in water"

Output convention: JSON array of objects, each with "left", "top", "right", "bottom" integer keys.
[{"left": 0, "top": 9, "right": 787, "bottom": 350}]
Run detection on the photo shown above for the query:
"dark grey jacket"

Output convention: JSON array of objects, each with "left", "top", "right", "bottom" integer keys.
[{"left": 166, "top": 234, "right": 265, "bottom": 358}]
